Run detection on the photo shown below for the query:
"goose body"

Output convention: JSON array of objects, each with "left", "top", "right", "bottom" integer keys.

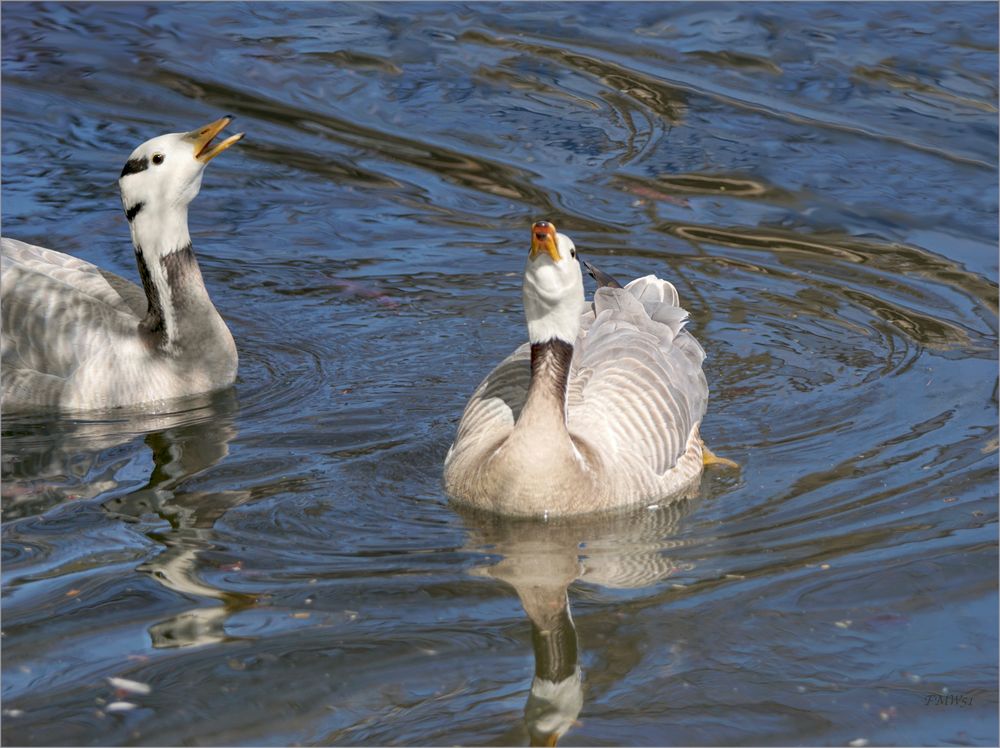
[
  {"left": 444, "top": 222, "right": 708, "bottom": 517},
  {"left": 1, "top": 117, "right": 243, "bottom": 411}
]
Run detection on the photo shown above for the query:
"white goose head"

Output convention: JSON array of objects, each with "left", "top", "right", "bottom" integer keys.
[
  {"left": 118, "top": 116, "right": 244, "bottom": 256},
  {"left": 523, "top": 221, "right": 584, "bottom": 345}
]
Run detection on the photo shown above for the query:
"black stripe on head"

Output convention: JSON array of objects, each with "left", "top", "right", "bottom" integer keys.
[
  {"left": 120, "top": 156, "right": 149, "bottom": 177},
  {"left": 125, "top": 201, "right": 144, "bottom": 222}
]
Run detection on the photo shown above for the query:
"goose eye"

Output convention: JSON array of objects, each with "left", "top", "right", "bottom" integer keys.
[
  {"left": 570, "top": 248, "right": 577, "bottom": 259},
  {"left": 152, "top": 153, "right": 165, "bottom": 165}
]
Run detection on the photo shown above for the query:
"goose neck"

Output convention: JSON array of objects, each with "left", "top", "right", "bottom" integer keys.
[{"left": 518, "top": 338, "right": 573, "bottom": 430}]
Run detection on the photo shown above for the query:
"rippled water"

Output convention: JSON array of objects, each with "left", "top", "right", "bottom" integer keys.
[{"left": 2, "top": 3, "right": 997, "bottom": 745}]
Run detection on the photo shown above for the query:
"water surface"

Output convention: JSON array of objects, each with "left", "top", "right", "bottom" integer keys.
[{"left": 2, "top": 3, "right": 997, "bottom": 746}]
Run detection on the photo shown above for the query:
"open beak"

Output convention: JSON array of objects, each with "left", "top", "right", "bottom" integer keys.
[
  {"left": 529, "top": 220, "right": 560, "bottom": 262},
  {"left": 188, "top": 116, "right": 244, "bottom": 163}
]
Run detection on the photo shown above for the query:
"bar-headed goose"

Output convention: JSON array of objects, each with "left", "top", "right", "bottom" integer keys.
[
  {"left": 2, "top": 117, "right": 244, "bottom": 411},
  {"left": 444, "top": 221, "right": 726, "bottom": 517}
]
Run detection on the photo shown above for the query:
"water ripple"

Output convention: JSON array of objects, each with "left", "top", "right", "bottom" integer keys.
[{"left": 2, "top": 3, "right": 997, "bottom": 746}]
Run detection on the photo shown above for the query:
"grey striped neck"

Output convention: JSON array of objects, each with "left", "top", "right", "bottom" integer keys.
[
  {"left": 529, "top": 338, "right": 574, "bottom": 406},
  {"left": 134, "top": 243, "right": 201, "bottom": 350}
]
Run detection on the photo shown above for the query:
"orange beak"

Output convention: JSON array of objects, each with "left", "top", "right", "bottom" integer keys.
[
  {"left": 188, "top": 115, "right": 245, "bottom": 163},
  {"left": 529, "top": 221, "right": 560, "bottom": 262}
]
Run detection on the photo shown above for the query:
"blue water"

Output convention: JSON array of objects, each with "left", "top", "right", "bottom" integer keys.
[{"left": 2, "top": 2, "right": 997, "bottom": 745}]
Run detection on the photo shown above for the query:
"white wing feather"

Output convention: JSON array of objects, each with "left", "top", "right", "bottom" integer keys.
[
  {"left": 447, "top": 341, "right": 531, "bottom": 463},
  {"left": 570, "top": 275, "right": 707, "bottom": 479},
  {"left": 1, "top": 238, "right": 144, "bottom": 407}
]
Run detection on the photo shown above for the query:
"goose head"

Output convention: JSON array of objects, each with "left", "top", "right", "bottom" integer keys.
[
  {"left": 523, "top": 221, "right": 584, "bottom": 345},
  {"left": 118, "top": 116, "right": 244, "bottom": 254}
]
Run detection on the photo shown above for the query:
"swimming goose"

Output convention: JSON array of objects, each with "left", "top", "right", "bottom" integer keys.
[
  {"left": 1, "top": 117, "right": 244, "bottom": 411},
  {"left": 444, "top": 221, "right": 715, "bottom": 517}
]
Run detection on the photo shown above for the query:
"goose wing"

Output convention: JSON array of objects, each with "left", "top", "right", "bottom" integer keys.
[
  {"left": 447, "top": 341, "right": 532, "bottom": 459},
  {"left": 568, "top": 275, "right": 708, "bottom": 477},
  {"left": 2, "top": 238, "right": 143, "bottom": 402},
  {"left": 3, "top": 238, "right": 145, "bottom": 314}
]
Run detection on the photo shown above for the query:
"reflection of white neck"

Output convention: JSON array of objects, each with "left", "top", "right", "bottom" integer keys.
[{"left": 526, "top": 666, "right": 584, "bottom": 744}]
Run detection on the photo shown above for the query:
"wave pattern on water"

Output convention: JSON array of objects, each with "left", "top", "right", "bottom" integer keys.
[{"left": 1, "top": 2, "right": 997, "bottom": 746}]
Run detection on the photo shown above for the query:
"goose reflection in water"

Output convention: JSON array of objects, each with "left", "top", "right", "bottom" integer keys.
[
  {"left": 100, "top": 393, "right": 255, "bottom": 649},
  {"left": 458, "top": 500, "right": 694, "bottom": 746}
]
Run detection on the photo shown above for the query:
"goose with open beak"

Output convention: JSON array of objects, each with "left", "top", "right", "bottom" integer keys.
[
  {"left": 444, "top": 221, "right": 723, "bottom": 516},
  {"left": 1, "top": 117, "right": 245, "bottom": 411}
]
